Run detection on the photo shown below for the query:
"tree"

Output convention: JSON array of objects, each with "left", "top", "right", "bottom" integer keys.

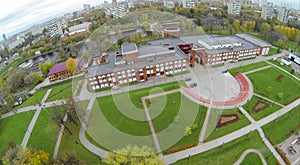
[
  {"left": 233, "top": 19, "right": 240, "bottom": 34},
  {"left": 51, "top": 106, "right": 72, "bottom": 135},
  {"left": 260, "top": 23, "right": 271, "bottom": 38},
  {"left": 103, "top": 145, "right": 164, "bottom": 165},
  {"left": 66, "top": 57, "right": 77, "bottom": 75},
  {"left": 57, "top": 152, "right": 85, "bottom": 165},
  {"left": 2, "top": 143, "right": 49, "bottom": 165},
  {"left": 39, "top": 60, "right": 54, "bottom": 75},
  {"left": 24, "top": 72, "right": 43, "bottom": 87}
]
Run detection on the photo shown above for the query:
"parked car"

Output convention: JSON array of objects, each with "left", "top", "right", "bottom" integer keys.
[
  {"left": 189, "top": 83, "right": 197, "bottom": 88},
  {"left": 112, "top": 86, "right": 119, "bottom": 90},
  {"left": 222, "top": 70, "right": 228, "bottom": 74},
  {"left": 184, "top": 77, "right": 191, "bottom": 81}
]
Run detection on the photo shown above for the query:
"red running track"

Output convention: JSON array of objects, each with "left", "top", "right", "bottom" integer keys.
[{"left": 182, "top": 73, "right": 250, "bottom": 106}]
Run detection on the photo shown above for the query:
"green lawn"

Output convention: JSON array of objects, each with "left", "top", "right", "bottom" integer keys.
[
  {"left": 248, "top": 67, "right": 300, "bottom": 105},
  {"left": 267, "top": 60, "right": 300, "bottom": 79},
  {"left": 204, "top": 108, "right": 251, "bottom": 142},
  {"left": 166, "top": 71, "right": 190, "bottom": 77},
  {"left": 240, "top": 152, "right": 263, "bottom": 165},
  {"left": 148, "top": 92, "right": 207, "bottom": 152},
  {"left": 0, "top": 58, "right": 25, "bottom": 77},
  {"left": 0, "top": 111, "right": 35, "bottom": 157},
  {"left": 264, "top": 47, "right": 281, "bottom": 56},
  {"left": 262, "top": 150, "right": 278, "bottom": 165},
  {"left": 262, "top": 105, "right": 300, "bottom": 144},
  {"left": 46, "top": 82, "right": 73, "bottom": 102},
  {"left": 174, "top": 131, "right": 266, "bottom": 165},
  {"left": 58, "top": 119, "right": 102, "bottom": 165},
  {"left": 14, "top": 89, "right": 48, "bottom": 110},
  {"left": 242, "top": 95, "right": 283, "bottom": 121},
  {"left": 228, "top": 62, "right": 269, "bottom": 76},
  {"left": 27, "top": 108, "right": 59, "bottom": 155},
  {"left": 96, "top": 95, "right": 151, "bottom": 136}
]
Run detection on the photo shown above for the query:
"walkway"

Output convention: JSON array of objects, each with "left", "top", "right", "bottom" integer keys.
[
  {"left": 52, "top": 113, "right": 68, "bottom": 159},
  {"left": 253, "top": 93, "right": 285, "bottom": 107},
  {"left": 162, "top": 98, "right": 299, "bottom": 164},
  {"left": 20, "top": 89, "right": 52, "bottom": 148},
  {"left": 243, "top": 65, "right": 272, "bottom": 75},
  {"left": 266, "top": 61, "right": 300, "bottom": 81},
  {"left": 233, "top": 149, "right": 267, "bottom": 165}
]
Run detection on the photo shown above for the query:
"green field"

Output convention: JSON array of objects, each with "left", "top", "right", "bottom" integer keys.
[
  {"left": 262, "top": 105, "right": 300, "bottom": 144},
  {"left": 240, "top": 153, "right": 263, "bottom": 165},
  {"left": 248, "top": 67, "right": 300, "bottom": 105},
  {"left": 149, "top": 92, "right": 207, "bottom": 152},
  {"left": 0, "top": 58, "right": 25, "bottom": 77},
  {"left": 242, "top": 95, "right": 283, "bottom": 121},
  {"left": 0, "top": 111, "right": 35, "bottom": 157},
  {"left": 46, "top": 82, "right": 73, "bottom": 102},
  {"left": 264, "top": 47, "right": 281, "bottom": 56},
  {"left": 27, "top": 108, "right": 59, "bottom": 155},
  {"left": 14, "top": 89, "right": 48, "bottom": 110},
  {"left": 204, "top": 108, "right": 251, "bottom": 142},
  {"left": 267, "top": 60, "right": 300, "bottom": 79},
  {"left": 174, "top": 131, "right": 267, "bottom": 165},
  {"left": 228, "top": 62, "right": 269, "bottom": 76}
]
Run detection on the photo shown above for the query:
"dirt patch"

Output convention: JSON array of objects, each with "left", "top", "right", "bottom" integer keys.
[
  {"left": 217, "top": 114, "right": 239, "bottom": 128},
  {"left": 253, "top": 100, "right": 270, "bottom": 113}
]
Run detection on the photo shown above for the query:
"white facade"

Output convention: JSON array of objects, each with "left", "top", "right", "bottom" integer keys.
[
  {"left": 46, "top": 20, "right": 63, "bottom": 37},
  {"left": 7, "top": 38, "right": 25, "bottom": 51},
  {"left": 261, "top": 2, "right": 274, "bottom": 20},
  {"left": 164, "top": 0, "right": 175, "bottom": 8},
  {"left": 181, "top": 0, "right": 196, "bottom": 8},
  {"left": 277, "top": 6, "right": 290, "bottom": 23},
  {"left": 228, "top": 1, "right": 241, "bottom": 16},
  {"left": 30, "top": 24, "right": 44, "bottom": 35},
  {"left": 104, "top": 1, "right": 129, "bottom": 18},
  {"left": 69, "top": 22, "right": 91, "bottom": 35},
  {"left": 288, "top": 52, "right": 300, "bottom": 65}
]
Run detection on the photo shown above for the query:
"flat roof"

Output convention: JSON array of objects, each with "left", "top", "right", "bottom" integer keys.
[
  {"left": 121, "top": 43, "right": 138, "bottom": 54},
  {"left": 235, "top": 33, "right": 271, "bottom": 47}
]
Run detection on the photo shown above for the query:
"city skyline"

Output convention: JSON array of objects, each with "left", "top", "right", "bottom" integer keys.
[
  {"left": 1, "top": 0, "right": 300, "bottom": 41},
  {"left": 0, "top": 0, "right": 101, "bottom": 40}
]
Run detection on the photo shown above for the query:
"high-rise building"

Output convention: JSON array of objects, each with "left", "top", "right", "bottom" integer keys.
[
  {"left": 277, "top": 6, "right": 290, "bottom": 23},
  {"left": 261, "top": 2, "right": 274, "bottom": 20},
  {"left": 2, "top": 34, "right": 7, "bottom": 41},
  {"left": 46, "top": 19, "right": 63, "bottom": 37},
  {"left": 104, "top": 1, "right": 129, "bottom": 18},
  {"left": 83, "top": 4, "right": 91, "bottom": 11},
  {"left": 164, "top": 0, "right": 175, "bottom": 8},
  {"left": 181, "top": 0, "right": 196, "bottom": 8},
  {"left": 228, "top": 1, "right": 241, "bottom": 16}
]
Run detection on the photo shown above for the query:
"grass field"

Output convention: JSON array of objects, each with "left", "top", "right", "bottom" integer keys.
[
  {"left": 0, "top": 111, "right": 35, "bottom": 157},
  {"left": 264, "top": 48, "right": 281, "bottom": 56},
  {"left": 262, "top": 105, "right": 300, "bottom": 144},
  {"left": 267, "top": 60, "right": 300, "bottom": 79},
  {"left": 174, "top": 131, "right": 267, "bottom": 165},
  {"left": 14, "top": 89, "right": 48, "bottom": 110},
  {"left": 58, "top": 119, "right": 102, "bottom": 165},
  {"left": 228, "top": 62, "right": 269, "bottom": 76},
  {"left": 46, "top": 82, "right": 73, "bottom": 102},
  {"left": 240, "top": 152, "right": 263, "bottom": 165},
  {"left": 148, "top": 92, "right": 207, "bottom": 152},
  {"left": 27, "top": 108, "right": 59, "bottom": 155},
  {"left": 96, "top": 95, "right": 151, "bottom": 136},
  {"left": 204, "top": 108, "right": 251, "bottom": 142},
  {"left": 248, "top": 67, "right": 300, "bottom": 105},
  {"left": 0, "top": 58, "right": 25, "bottom": 77},
  {"left": 242, "top": 95, "right": 283, "bottom": 121}
]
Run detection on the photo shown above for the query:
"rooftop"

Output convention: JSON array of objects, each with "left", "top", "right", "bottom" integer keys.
[
  {"left": 121, "top": 43, "right": 138, "bottom": 55},
  {"left": 235, "top": 33, "right": 271, "bottom": 47}
]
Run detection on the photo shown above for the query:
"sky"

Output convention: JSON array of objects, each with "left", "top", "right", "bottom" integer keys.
[
  {"left": 0, "top": 0, "right": 300, "bottom": 40},
  {"left": 0, "top": 0, "right": 102, "bottom": 40}
]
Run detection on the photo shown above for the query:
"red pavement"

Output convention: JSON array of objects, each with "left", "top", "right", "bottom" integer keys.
[{"left": 182, "top": 73, "right": 250, "bottom": 106}]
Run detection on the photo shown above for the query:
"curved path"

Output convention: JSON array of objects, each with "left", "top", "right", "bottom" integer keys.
[{"left": 233, "top": 149, "right": 267, "bottom": 165}]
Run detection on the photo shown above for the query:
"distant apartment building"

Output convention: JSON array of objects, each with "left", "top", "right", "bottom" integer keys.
[
  {"left": 261, "top": 2, "right": 274, "bottom": 20},
  {"left": 277, "top": 6, "right": 290, "bottom": 23},
  {"left": 46, "top": 19, "right": 63, "bottom": 37},
  {"left": 30, "top": 24, "right": 44, "bottom": 36},
  {"left": 181, "top": 0, "right": 196, "bottom": 8},
  {"left": 2, "top": 34, "right": 7, "bottom": 41},
  {"left": 104, "top": 0, "right": 129, "bottom": 18},
  {"left": 68, "top": 22, "right": 91, "bottom": 36},
  {"left": 83, "top": 4, "right": 91, "bottom": 11},
  {"left": 126, "top": 0, "right": 135, "bottom": 8},
  {"left": 7, "top": 37, "right": 25, "bottom": 51},
  {"left": 228, "top": 1, "right": 241, "bottom": 16},
  {"left": 241, "top": 0, "right": 251, "bottom": 6},
  {"left": 164, "top": 0, "right": 175, "bottom": 8}
]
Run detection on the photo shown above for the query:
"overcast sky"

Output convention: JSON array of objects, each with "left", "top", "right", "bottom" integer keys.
[
  {"left": 0, "top": 0, "right": 101, "bottom": 39},
  {"left": 0, "top": 0, "right": 299, "bottom": 40}
]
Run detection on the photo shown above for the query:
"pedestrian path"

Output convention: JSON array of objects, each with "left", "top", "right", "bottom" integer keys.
[
  {"left": 266, "top": 61, "right": 300, "bottom": 81},
  {"left": 52, "top": 113, "right": 68, "bottom": 159},
  {"left": 20, "top": 89, "right": 52, "bottom": 148},
  {"left": 253, "top": 93, "right": 285, "bottom": 107},
  {"left": 233, "top": 149, "right": 267, "bottom": 165},
  {"left": 243, "top": 65, "right": 272, "bottom": 75}
]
